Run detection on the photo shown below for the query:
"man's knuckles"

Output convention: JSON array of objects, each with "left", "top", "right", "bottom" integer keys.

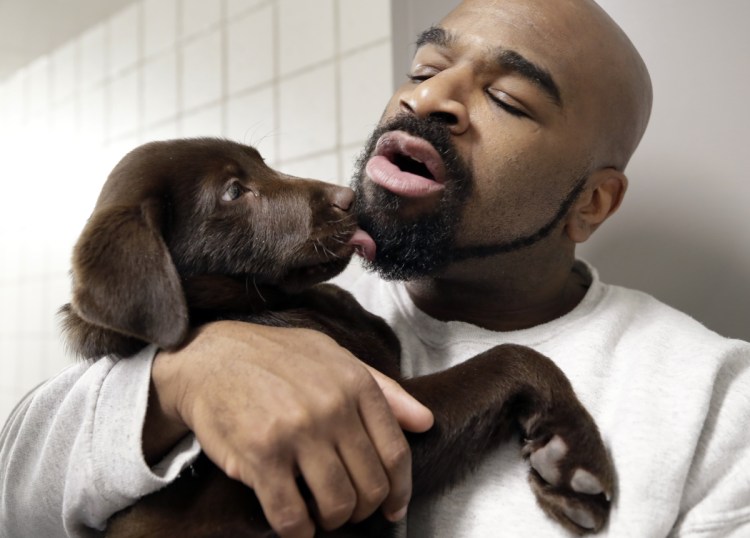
[
  {"left": 380, "top": 438, "right": 411, "bottom": 474},
  {"left": 268, "top": 505, "right": 314, "bottom": 538},
  {"left": 316, "top": 495, "right": 357, "bottom": 531}
]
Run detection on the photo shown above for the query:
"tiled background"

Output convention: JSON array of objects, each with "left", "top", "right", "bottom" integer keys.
[{"left": 0, "top": 0, "right": 393, "bottom": 424}]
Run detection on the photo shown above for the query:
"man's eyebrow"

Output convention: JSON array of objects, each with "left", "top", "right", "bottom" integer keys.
[
  {"left": 415, "top": 26, "right": 563, "bottom": 108},
  {"left": 416, "top": 26, "right": 452, "bottom": 49},
  {"left": 495, "top": 49, "right": 562, "bottom": 107}
]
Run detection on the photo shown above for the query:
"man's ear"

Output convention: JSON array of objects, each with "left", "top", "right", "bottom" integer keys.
[{"left": 565, "top": 168, "right": 628, "bottom": 243}]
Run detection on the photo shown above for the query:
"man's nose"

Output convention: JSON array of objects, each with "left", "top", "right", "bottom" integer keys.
[{"left": 398, "top": 69, "right": 471, "bottom": 134}]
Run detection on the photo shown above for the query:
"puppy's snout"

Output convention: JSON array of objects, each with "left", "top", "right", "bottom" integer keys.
[{"left": 330, "top": 186, "right": 355, "bottom": 211}]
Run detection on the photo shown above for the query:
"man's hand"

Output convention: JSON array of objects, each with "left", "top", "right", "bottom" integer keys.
[{"left": 143, "top": 320, "right": 433, "bottom": 538}]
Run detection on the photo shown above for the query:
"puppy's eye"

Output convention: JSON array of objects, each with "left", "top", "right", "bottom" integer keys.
[{"left": 222, "top": 181, "right": 244, "bottom": 202}]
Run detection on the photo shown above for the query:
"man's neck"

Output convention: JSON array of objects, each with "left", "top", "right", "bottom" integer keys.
[{"left": 403, "top": 252, "right": 590, "bottom": 331}]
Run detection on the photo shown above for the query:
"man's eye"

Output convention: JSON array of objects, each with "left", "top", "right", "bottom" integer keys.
[
  {"left": 407, "top": 66, "right": 441, "bottom": 83},
  {"left": 407, "top": 73, "right": 432, "bottom": 83},
  {"left": 487, "top": 92, "right": 529, "bottom": 119}
]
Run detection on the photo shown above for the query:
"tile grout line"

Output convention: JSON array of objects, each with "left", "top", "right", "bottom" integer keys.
[
  {"left": 333, "top": 0, "right": 344, "bottom": 185},
  {"left": 272, "top": 0, "right": 281, "bottom": 164},
  {"left": 137, "top": 0, "right": 146, "bottom": 143},
  {"left": 176, "top": 0, "right": 185, "bottom": 137},
  {"left": 220, "top": 0, "right": 229, "bottom": 137}
]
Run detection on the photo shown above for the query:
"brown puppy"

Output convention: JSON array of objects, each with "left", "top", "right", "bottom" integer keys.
[{"left": 60, "top": 138, "right": 614, "bottom": 537}]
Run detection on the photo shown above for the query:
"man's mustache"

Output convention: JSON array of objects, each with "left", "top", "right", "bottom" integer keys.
[{"left": 362, "top": 113, "right": 472, "bottom": 191}]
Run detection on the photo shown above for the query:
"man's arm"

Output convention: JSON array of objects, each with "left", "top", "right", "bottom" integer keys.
[
  {"left": 142, "top": 321, "right": 433, "bottom": 538},
  {"left": 0, "top": 320, "right": 432, "bottom": 538},
  {"left": 0, "top": 346, "right": 201, "bottom": 537}
]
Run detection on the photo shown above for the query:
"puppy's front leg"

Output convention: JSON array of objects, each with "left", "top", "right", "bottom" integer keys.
[{"left": 401, "top": 344, "right": 614, "bottom": 535}]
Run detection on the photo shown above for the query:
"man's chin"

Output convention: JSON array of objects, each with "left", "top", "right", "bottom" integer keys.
[
  {"left": 355, "top": 210, "right": 455, "bottom": 282},
  {"left": 360, "top": 253, "right": 449, "bottom": 282}
]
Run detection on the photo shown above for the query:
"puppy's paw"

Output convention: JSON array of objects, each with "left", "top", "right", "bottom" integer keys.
[{"left": 522, "top": 417, "right": 614, "bottom": 535}]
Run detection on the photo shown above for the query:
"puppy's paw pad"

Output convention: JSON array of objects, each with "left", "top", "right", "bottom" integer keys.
[
  {"left": 528, "top": 435, "right": 568, "bottom": 486},
  {"left": 529, "top": 479, "right": 610, "bottom": 535},
  {"left": 562, "top": 505, "right": 598, "bottom": 531},
  {"left": 525, "top": 418, "right": 614, "bottom": 533},
  {"left": 571, "top": 468, "right": 605, "bottom": 496}
]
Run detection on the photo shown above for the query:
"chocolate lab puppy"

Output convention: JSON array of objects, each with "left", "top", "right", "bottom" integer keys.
[{"left": 60, "top": 138, "right": 614, "bottom": 537}]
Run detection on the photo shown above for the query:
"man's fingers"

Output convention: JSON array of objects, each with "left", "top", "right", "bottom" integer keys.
[
  {"left": 297, "top": 445, "right": 357, "bottom": 531},
  {"left": 356, "top": 378, "right": 413, "bottom": 522},
  {"left": 171, "top": 324, "right": 424, "bottom": 534},
  {"left": 335, "top": 420, "right": 391, "bottom": 523},
  {"left": 366, "top": 366, "right": 434, "bottom": 433},
  {"left": 253, "top": 471, "right": 315, "bottom": 538}
]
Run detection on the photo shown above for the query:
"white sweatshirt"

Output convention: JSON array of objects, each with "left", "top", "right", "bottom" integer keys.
[{"left": 1, "top": 262, "right": 749, "bottom": 537}]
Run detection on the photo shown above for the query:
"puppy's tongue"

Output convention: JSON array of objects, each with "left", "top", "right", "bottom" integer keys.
[{"left": 347, "top": 228, "right": 377, "bottom": 262}]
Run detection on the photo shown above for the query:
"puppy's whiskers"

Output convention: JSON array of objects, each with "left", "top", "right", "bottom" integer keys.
[
  {"left": 329, "top": 214, "right": 355, "bottom": 225},
  {"left": 331, "top": 230, "right": 349, "bottom": 245},
  {"left": 247, "top": 275, "right": 267, "bottom": 303}
]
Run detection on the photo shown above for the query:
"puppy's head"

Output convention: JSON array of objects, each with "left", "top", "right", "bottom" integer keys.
[{"left": 63, "top": 137, "right": 375, "bottom": 356}]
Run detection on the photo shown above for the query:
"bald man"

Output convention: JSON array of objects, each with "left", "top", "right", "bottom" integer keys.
[{"left": 2, "top": 1, "right": 749, "bottom": 537}]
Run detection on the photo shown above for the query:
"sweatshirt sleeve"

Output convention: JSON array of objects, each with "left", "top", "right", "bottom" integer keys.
[{"left": 0, "top": 346, "right": 201, "bottom": 537}]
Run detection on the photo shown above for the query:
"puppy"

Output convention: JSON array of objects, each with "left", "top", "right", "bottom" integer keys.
[{"left": 60, "top": 138, "right": 614, "bottom": 537}]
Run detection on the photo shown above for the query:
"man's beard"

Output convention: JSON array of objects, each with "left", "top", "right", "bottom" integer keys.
[{"left": 351, "top": 114, "right": 587, "bottom": 281}]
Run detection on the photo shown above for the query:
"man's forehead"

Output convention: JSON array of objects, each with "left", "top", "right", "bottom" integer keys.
[
  {"left": 435, "top": 2, "right": 567, "bottom": 69},
  {"left": 440, "top": 0, "right": 554, "bottom": 38},
  {"left": 437, "top": 0, "right": 595, "bottom": 59}
]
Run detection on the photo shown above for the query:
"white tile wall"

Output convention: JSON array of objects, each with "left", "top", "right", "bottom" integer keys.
[
  {"left": 281, "top": 152, "right": 339, "bottom": 184},
  {"left": 80, "top": 85, "right": 106, "bottom": 143},
  {"left": 339, "top": 41, "right": 392, "bottom": 145},
  {"left": 108, "top": 5, "right": 141, "bottom": 77},
  {"left": 0, "top": 0, "right": 393, "bottom": 427},
  {"left": 182, "top": 30, "right": 223, "bottom": 110},
  {"left": 278, "top": 0, "right": 335, "bottom": 75},
  {"left": 338, "top": 0, "right": 391, "bottom": 53},
  {"left": 109, "top": 69, "right": 141, "bottom": 139},
  {"left": 227, "top": 0, "right": 267, "bottom": 18},
  {"left": 278, "top": 63, "right": 337, "bottom": 160},
  {"left": 143, "top": 0, "right": 178, "bottom": 57},
  {"left": 51, "top": 42, "right": 77, "bottom": 103},
  {"left": 226, "top": 87, "right": 277, "bottom": 160},
  {"left": 28, "top": 57, "right": 50, "bottom": 115},
  {"left": 182, "top": 103, "right": 224, "bottom": 136},
  {"left": 143, "top": 51, "right": 179, "bottom": 126},
  {"left": 339, "top": 143, "right": 367, "bottom": 187},
  {"left": 182, "top": 0, "right": 223, "bottom": 38},
  {"left": 227, "top": 4, "right": 275, "bottom": 94},
  {"left": 79, "top": 25, "right": 107, "bottom": 87}
]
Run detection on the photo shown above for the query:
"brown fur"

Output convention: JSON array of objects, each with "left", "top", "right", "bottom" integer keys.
[{"left": 60, "top": 138, "right": 614, "bottom": 537}]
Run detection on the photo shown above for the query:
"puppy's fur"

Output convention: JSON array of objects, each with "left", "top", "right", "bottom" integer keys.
[{"left": 61, "top": 138, "right": 614, "bottom": 537}]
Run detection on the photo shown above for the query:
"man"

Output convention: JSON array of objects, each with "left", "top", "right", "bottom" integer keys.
[{"left": 2, "top": 0, "right": 749, "bottom": 536}]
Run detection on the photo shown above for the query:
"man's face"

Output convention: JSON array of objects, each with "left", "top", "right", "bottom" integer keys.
[{"left": 352, "top": 0, "right": 603, "bottom": 280}]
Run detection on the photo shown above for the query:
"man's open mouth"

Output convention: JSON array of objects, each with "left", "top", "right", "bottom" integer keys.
[{"left": 365, "top": 131, "right": 446, "bottom": 198}]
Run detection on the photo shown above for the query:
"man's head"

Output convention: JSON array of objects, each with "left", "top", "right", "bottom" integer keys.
[{"left": 352, "top": 0, "right": 652, "bottom": 281}]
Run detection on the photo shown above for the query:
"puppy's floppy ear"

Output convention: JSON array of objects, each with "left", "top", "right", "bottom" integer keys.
[{"left": 70, "top": 197, "right": 189, "bottom": 350}]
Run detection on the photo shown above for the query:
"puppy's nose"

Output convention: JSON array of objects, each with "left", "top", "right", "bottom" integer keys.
[{"left": 330, "top": 186, "right": 355, "bottom": 211}]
